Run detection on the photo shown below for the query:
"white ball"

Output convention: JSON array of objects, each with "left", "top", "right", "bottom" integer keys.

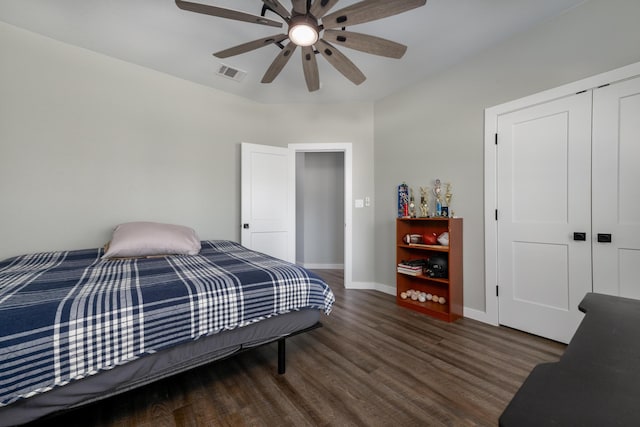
[
  {"left": 426, "top": 293, "right": 433, "bottom": 301},
  {"left": 411, "top": 292, "right": 419, "bottom": 301},
  {"left": 400, "top": 292, "right": 407, "bottom": 299},
  {"left": 418, "top": 294, "right": 426, "bottom": 303},
  {"left": 438, "top": 296, "right": 446, "bottom": 304}
]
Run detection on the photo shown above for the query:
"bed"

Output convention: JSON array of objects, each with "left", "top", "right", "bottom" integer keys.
[{"left": 0, "top": 238, "right": 335, "bottom": 426}]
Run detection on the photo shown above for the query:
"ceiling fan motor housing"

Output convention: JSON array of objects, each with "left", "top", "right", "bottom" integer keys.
[{"left": 288, "top": 14, "right": 320, "bottom": 46}]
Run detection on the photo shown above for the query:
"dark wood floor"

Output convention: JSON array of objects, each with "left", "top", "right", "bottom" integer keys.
[{"left": 29, "top": 270, "right": 565, "bottom": 426}]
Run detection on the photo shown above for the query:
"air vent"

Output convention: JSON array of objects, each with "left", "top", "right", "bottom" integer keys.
[{"left": 216, "top": 64, "right": 247, "bottom": 82}]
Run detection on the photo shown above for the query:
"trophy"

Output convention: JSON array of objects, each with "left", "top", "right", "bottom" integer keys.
[
  {"left": 433, "top": 179, "right": 442, "bottom": 216},
  {"left": 409, "top": 188, "right": 416, "bottom": 218},
  {"left": 444, "top": 183, "right": 453, "bottom": 217},
  {"left": 419, "top": 187, "right": 429, "bottom": 217},
  {"left": 398, "top": 182, "right": 409, "bottom": 218}
]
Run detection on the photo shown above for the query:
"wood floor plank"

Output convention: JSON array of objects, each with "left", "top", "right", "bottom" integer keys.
[{"left": 26, "top": 270, "right": 565, "bottom": 426}]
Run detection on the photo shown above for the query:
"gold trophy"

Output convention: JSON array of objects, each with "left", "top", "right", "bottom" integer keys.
[
  {"left": 409, "top": 188, "right": 416, "bottom": 218},
  {"left": 444, "top": 183, "right": 453, "bottom": 217},
  {"left": 419, "top": 187, "right": 429, "bottom": 217}
]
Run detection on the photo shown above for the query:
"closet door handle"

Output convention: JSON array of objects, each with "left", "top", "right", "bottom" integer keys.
[
  {"left": 597, "top": 233, "right": 612, "bottom": 243},
  {"left": 573, "top": 232, "right": 586, "bottom": 241}
]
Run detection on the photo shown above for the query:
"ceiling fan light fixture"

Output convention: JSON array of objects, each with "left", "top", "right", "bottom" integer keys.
[
  {"left": 288, "top": 16, "right": 319, "bottom": 47},
  {"left": 176, "top": 0, "right": 428, "bottom": 91}
]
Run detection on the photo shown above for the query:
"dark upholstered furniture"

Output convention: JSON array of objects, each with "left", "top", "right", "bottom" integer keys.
[{"left": 500, "top": 293, "right": 640, "bottom": 426}]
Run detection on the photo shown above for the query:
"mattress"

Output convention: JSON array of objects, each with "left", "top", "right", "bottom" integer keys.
[{"left": 0, "top": 240, "right": 334, "bottom": 425}]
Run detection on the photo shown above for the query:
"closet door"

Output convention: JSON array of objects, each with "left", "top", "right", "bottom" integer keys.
[
  {"left": 496, "top": 92, "right": 592, "bottom": 343},
  {"left": 592, "top": 76, "right": 640, "bottom": 299}
]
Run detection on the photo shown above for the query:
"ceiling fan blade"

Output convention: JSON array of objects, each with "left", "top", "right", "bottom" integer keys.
[
  {"left": 214, "top": 34, "right": 288, "bottom": 58},
  {"left": 309, "top": 0, "right": 340, "bottom": 18},
  {"left": 261, "top": 0, "right": 291, "bottom": 20},
  {"left": 262, "top": 42, "right": 298, "bottom": 83},
  {"left": 301, "top": 46, "right": 320, "bottom": 92},
  {"left": 175, "top": 0, "right": 283, "bottom": 28},
  {"left": 316, "top": 39, "right": 365, "bottom": 85},
  {"left": 322, "top": 0, "right": 426, "bottom": 30},
  {"left": 291, "top": 0, "right": 308, "bottom": 15},
  {"left": 323, "top": 29, "right": 407, "bottom": 58}
]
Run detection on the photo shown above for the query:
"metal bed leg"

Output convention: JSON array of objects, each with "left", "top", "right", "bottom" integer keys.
[
  {"left": 275, "top": 323, "right": 322, "bottom": 375},
  {"left": 277, "top": 339, "right": 285, "bottom": 374}
]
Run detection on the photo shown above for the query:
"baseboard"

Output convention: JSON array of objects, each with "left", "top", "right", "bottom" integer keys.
[
  {"left": 301, "top": 263, "right": 345, "bottom": 269},
  {"left": 372, "top": 282, "right": 396, "bottom": 296},
  {"left": 345, "top": 281, "right": 395, "bottom": 296},
  {"left": 344, "top": 281, "right": 374, "bottom": 290},
  {"left": 463, "top": 307, "right": 498, "bottom": 325}
]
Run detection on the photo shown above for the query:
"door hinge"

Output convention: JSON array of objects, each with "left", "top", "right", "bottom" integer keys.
[
  {"left": 496, "top": 285, "right": 499, "bottom": 297},
  {"left": 495, "top": 209, "right": 498, "bottom": 220},
  {"left": 495, "top": 133, "right": 498, "bottom": 145}
]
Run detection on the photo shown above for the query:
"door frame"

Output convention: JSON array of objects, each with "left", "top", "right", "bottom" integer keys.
[
  {"left": 289, "top": 143, "right": 353, "bottom": 289},
  {"left": 483, "top": 61, "right": 640, "bottom": 326}
]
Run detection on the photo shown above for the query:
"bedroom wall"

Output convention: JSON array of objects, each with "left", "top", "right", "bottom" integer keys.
[
  {"left": 373, "top": 0, "right": 640, "bottom": 317},
  {"left": 0, "top": 22, "right": 374, "bottom": 285}
]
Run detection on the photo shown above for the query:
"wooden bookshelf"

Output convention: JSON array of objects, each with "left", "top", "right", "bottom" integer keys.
[{"left": 396, "top": 217, "right": 463, "bottom": 322}]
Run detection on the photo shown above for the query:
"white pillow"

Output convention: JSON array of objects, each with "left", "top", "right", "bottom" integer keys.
[{"left": 102, "top": 221, "right": 201, "bottom": 259}]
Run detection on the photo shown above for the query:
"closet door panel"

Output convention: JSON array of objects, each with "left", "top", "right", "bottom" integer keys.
[
  {"left": 592, "top": 76, "right": 640, "bottom": 298},
  {"left": 496, "top": 92, "right": 592, "bottom": 344}
]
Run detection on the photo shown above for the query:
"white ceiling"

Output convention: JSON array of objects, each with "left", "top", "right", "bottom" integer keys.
[{"left": 0, "top": 0, "right": 587, "bottom": 104}]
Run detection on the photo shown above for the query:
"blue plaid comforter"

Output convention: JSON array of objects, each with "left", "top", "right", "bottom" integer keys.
[{"left": 0, "top": 240, "right": 334, "bottom": 407}]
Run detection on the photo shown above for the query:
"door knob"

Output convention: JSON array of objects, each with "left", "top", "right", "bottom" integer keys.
[
  {"left": 597, "top": 233, "right": 612, "bottom": 243},
  {"left": 573, "top": 232, "right": 586, "bottom": 241}
]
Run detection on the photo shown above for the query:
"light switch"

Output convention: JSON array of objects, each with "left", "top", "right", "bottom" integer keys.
[
  {"left": 365, "top": 196, "right": 371, "bottom": 207},
  {"left": 355, "top": 199, "right": 364, "bottom": 208}
]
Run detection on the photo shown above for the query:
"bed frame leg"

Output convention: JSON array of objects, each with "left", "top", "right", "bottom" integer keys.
[{"left": 277, "top": 339, "right": 286, "bottom": 374}]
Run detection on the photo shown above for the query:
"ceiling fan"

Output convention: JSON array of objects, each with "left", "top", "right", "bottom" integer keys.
[{"left": 175, "top": 0, "right": 427, "bottom": 92}]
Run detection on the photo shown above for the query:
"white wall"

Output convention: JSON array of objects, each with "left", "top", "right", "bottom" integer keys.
[
  {"left": 373, "top": 0, "right": 640, "bottom": 315},
  {"left": 0, "top": 22, "right": 374, "bottom": 284}
]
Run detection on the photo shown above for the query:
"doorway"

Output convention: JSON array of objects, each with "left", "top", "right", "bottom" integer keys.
[
  {"left": 290, "top": 143, "right": 353, "bottom": 289},
  {"left": 295, "top": 151, "right": 344, "bottom": 270}
]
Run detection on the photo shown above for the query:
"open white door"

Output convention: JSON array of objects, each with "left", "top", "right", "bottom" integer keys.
[{"left": 241, "top": 142, "right": 295, "bottom": 263}]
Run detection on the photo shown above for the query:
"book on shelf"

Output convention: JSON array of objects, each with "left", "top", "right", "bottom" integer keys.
[
  {"left": 397, "top": 267, "right": 423, "bottom": 276},
  {"left": 397, "top": 259, "right": 427, "bottom": 276},
  {"left": 398, "top": 259, "right": 427, "bottom": 268},
  {"left": 397, "top": 264, "right": 422, "bottom": 270},
  {"left": 397, "top": 264, "right": 422, "bottom": 269}
]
